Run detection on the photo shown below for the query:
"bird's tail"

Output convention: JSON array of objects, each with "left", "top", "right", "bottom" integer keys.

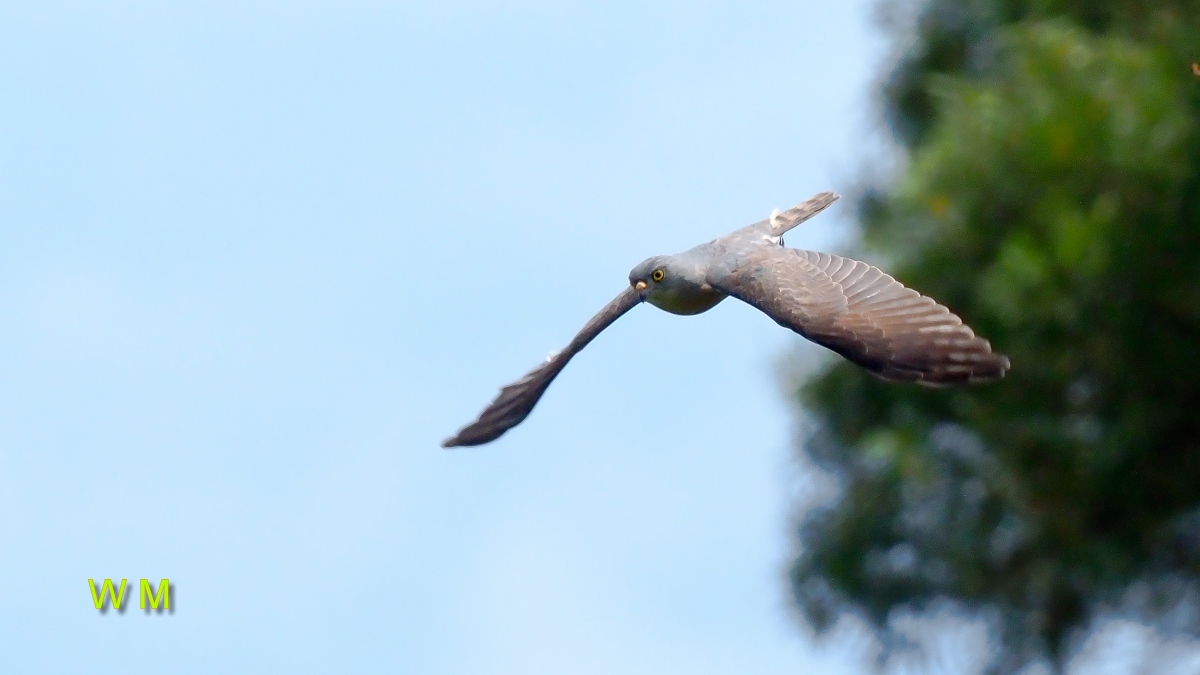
[{"left": 768, "top": 192, "right": 839, "bottom": 237}]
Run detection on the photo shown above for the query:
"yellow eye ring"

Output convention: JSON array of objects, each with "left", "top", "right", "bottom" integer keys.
[{"left": 651, "top": 269, "right": 665, "bottom": 282}]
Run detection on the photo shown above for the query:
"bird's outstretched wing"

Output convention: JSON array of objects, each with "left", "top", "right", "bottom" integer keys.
[
  {"left": 442, "top": 287, "right": 641, "bottom": 447},
  {"left": 709, "top": 248, "right": 1009, "bottom": 384}
]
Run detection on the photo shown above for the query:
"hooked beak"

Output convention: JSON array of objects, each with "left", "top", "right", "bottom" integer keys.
[{"left": 634, "top": 280, "right": 648, "bottom": 291}]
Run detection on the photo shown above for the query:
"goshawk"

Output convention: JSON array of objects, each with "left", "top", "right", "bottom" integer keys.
[{"left": 444, "top": 192, "right": 1009, "bottom": 447}]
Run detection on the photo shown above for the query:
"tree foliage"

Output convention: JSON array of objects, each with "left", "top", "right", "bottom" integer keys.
[{"left": 791, "top": 2, "right": 1200, "bottom": 669}]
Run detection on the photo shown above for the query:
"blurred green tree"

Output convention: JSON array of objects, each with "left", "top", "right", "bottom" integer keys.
[{"left": 790, "top": 2, "right": 1200, "bottom": 671}]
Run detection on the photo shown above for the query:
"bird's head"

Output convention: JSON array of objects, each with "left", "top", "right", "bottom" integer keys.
[
  {"left": 628, "top": 255, "right": 726, "bottom": 315},
  {"left": 628, "top": 255, "right": 673, "bottom": 297}
]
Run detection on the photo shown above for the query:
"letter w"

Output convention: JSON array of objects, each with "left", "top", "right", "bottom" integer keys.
[
  {"left": 89, "top": 578, "right": 128, "bottom": 610},
  {"left": 140, "top": 579, "right": 169, "bottom": 610}
]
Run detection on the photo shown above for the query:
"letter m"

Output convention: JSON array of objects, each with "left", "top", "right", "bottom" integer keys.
[
  {"left": 89, "top": 578, "right": 128, "bottom": 610},
  {"left": 140, "top": 578, "right": 170, "bottom": 611}
]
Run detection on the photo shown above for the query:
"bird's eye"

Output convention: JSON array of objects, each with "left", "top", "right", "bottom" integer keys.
[{"left": 651, "top": 269, "right": 665, "bottom": 282}]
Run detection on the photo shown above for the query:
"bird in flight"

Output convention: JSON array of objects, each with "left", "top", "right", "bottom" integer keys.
[{"left": 443, "top": 192, "right": 1009, "bottom": 447}]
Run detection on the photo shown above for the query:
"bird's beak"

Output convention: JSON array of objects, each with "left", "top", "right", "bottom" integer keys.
[{"left": 634, "top": 281, "right": 647, "bottom": 291}]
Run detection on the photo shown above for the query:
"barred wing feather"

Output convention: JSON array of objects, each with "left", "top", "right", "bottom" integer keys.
[{"left": 711, "top": 248, "right": 1009, "bottom": 384}]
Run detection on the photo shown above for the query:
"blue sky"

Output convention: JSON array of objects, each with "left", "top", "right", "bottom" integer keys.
[{"left": 0, "top": 2, "right": 895, "bottom": 672}]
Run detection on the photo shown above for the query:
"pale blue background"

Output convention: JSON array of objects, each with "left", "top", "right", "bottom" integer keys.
[{"left": 0, "top": 2, "right": 890, "bottom": 672}]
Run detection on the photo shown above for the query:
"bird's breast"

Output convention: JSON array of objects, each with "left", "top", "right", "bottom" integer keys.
[{"left": 646, "top": 284, "right": 727, "bottom": 315}]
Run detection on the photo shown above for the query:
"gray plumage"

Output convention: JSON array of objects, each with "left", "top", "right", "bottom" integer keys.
[{"left": 443, "top": 192, "right": 1009, "bottom": 447}]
